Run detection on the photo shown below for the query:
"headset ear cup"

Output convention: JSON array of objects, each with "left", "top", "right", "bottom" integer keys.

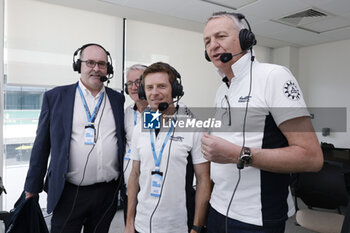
[
  {"left": 107, "top": 63, "right": 114, "bottom": 75},
  {"left": 172, "top": 80, "right": 184, "bottom": 98},
  {"left": 75, "top": 59, "right": 82, "bottom": 73},
  {"left": 125, "top": 83, "right": 129, "bottom": 95},
  {"left": 167, "top": 65, "right": 183, "bottom": 98},
  {"left": 205, "top": 50, "right": 211, "bottom": 62},
  {"left": 73, "top": 61, "right": 78, "bottom": 72},
  {"left": 137, "top": 83, "right": 146, "bottom": 100},
  {"left": 72, "top": 48, "right": 80, "bottom": 73},
  {"left": 239, "top": 29, "right": 257, "bottom": 51},
  {"left": 249, "top": 31, "right": 257, "bottom": 47}
]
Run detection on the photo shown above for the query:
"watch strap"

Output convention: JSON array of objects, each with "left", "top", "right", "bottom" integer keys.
[{"left": 192, "top": 225, "right": 203, "bottom": 233}]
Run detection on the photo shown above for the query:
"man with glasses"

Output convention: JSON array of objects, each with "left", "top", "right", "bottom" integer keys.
[
  {"left": 201, "top": 12, "right": 323, "bottom": 233},
  {"left": 24, "top": 43, "right": 125, "bottom": 233},
  {"left": 122, "top": 64, "right": 148, "bottom": 222}
]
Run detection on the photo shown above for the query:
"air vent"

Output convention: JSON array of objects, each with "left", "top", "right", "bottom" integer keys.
[
  {"left": 272, "top": 8, "right": 340, "bottom": 33},
  {"left": 284, "top": 9, "right": 327, "bottom": 19},
  {"left": 278, "top": 8, "right": 330, "bottom": 26}
]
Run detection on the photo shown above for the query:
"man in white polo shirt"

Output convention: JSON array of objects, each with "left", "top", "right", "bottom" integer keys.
[
  {"left": 122, "top": 64, "right": 148, "bottom": 221},
  {"left": 125, "top": 62, "right": 211, "bottom": 233},
  {"left": 201, "top": 12, "right": 323, "bottom": 233}
]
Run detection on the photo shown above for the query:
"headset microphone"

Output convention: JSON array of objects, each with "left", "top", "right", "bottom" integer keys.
[
  {"left": 158, "top": 98, "right": 180, "bottom": 111},
  {"left": 220, "top": 50, "right": 246, "bottom": 63},
  {"left": 158, "top": 102, "right": 170, "bottom": 111},
  {"left": 100, "top": 76, "right": 108, "bottom": 82},
  {"left": 100, "top": 73, "right": 114, "bottom": 83}
]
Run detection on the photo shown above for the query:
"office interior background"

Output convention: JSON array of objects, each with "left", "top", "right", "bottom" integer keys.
[{"left": 0, "top": 0, "right": 350, "bottom": 229}]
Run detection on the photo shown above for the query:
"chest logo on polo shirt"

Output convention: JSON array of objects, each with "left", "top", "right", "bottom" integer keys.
[
  {"left": 238, "top": 96, "right": 251, "bottom": 103},
  {"left": 283, "top": 80, "right": 301, "bottom": 101},
  {"left": 170, "top": 136, "right": 184, "bottom": 142}
]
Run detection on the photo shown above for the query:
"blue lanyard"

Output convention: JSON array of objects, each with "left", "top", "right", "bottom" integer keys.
[
  {"left": 125, "top": 110, "right": 137, "bottom": 160},
  {"left": 77, "top": 85, "right": 104, "bottom": 124},
  {"left": 150, "top": 123, "right": 174, "bottom": 171},
  {"left": 134, "top": 110, "right": 137, "bottom": 126}
]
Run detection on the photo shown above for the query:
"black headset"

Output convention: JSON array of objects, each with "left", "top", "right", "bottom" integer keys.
[
  {"left": 125, "top": 65, "right": 148, "bottom": 95},
  {"left": 205, "top": 12, "right": 257, "bottom": 62},
  {"left": 72, "top": 43, "right": 114, "bottom": 75},
  {"left": 137, "top": 63, "right": 184, "bottom": 100}
]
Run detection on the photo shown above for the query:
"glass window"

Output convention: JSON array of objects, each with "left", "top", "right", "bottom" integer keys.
[{"left": 2, "top": 84, "right": 45, "bottom": 210}]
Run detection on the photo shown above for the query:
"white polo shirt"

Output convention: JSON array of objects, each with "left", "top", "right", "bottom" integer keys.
[
  {"left": 124, "top": 104, "right": 142, "bottom": 189},
  {"left": 131, "top": 104, "right": 207, "bottom": 233},
  {"left": 210, "top": 53, "right": 309, "bottom": 226}
]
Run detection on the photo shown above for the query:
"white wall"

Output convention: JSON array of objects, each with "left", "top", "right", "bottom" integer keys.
[
  {"left": 271, "top": 46, "right": 299, "bottom": 78},
  {"left": 298, "top": 39, "right": 350, "bottom": 147},
  {"left": 5, "top": 0, "right": 124, "bottom": 90},
  {"left": 254, "top": 46, "right": 271, "bottom": 64}
]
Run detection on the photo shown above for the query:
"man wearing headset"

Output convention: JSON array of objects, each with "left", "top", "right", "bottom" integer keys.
[
  {"left": 24, "top": 43, "right": 125, "bottom": 233},
  {"left": 122, "top": 64, "right": 148, "bottom": 221},
  {"left": 124, "top": 62, "right": 211, "bottom": 233},
  {"left": 201, "top": 12, "right": 323, "bottom": 232}
]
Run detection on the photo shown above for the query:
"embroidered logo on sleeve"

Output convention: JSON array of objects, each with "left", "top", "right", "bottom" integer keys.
[{"left": 283, "top": 80, "right": 301, "bottom": 100}]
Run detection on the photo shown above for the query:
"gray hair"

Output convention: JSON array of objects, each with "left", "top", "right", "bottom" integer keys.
[
  {"left": 207, "top": 11, "right": 246, "bottom": 32},
  {"left": 126, "top": 64, "right": 147, "bottom": 78}
]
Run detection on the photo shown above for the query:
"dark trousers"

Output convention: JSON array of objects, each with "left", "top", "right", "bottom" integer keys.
[
  {"left": 51, "top": 180, "right": 119, "bottom": 233},
  {"left": 207, "top": 206, "right": 286, "bottom": 233}
]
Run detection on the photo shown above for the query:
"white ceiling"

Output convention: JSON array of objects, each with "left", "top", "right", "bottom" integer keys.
[{"left": 37, "top": 0, "right": 350, "bottom": 48}]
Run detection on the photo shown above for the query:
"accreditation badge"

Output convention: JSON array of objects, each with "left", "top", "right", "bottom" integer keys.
[
  {"left": 124, "top": 149, "right": 131, "bottom": 160},
  {"left": 124, "top": 153, "right": 130, "bottom": 160},
  {"left": 84, "top": 125, "right": 95, "bottom": 145},
  {"left": 150, "top": 170, "right": 163, "bottom": 197}
]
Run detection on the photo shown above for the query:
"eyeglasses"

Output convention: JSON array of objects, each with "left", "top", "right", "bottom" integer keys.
[
  {"left": 81, "top": 60, "right": 107, "bottom": 69},
  {"left": 220, "top": 95, "right": 231, "bottom": 126},
  {"left": 126, "top": 79, "right": 142, "bottom": 88}
]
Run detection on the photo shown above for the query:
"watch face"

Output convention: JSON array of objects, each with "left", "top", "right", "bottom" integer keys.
[
  {"left": 241, "top": 147, "right": 252, "bottom": 166},
  {"left": 243, "top": 147, "right": 251, "bottom": 155},
  {"left": 241, "top": 153, "right": 252, "bottom": 165}
]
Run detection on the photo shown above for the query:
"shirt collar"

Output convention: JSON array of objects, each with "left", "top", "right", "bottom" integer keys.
[{"left": 78, "top": 80, "right": 105, "bottom": 98}]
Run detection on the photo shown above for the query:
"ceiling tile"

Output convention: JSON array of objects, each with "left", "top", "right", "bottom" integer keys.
[
  {"left": 302, "top": 17, "right": 350, "bottom": 33},
  {"left": 38, "top": 0, "right": 350, "bottom": 48},
  {"left": 198, "top": 0, "right": 258, "bottom": 10}
]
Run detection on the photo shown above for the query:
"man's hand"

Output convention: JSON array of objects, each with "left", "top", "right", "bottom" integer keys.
[
  {"left": 124, "top": 224, "right": 135, "bottom": 233},
  {"left": 201, "top": 133, "right": 241, "bottom": 163},
  {"left": 25, "top": 191, "right": 35, "bottom": 200}
]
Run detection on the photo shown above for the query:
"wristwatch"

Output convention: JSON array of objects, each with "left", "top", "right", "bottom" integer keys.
[
  {"left": 239, "top": 146, "right": 252, "bottom": 167},
  {"left": 192, "top": 225, "right": 206, "bottom": 233}
]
